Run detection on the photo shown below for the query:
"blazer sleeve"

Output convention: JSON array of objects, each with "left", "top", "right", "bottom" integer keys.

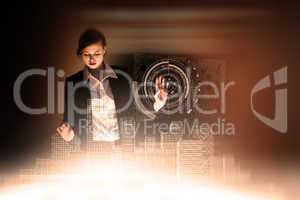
[{"left": 63, "top": 78, "right": 69, "bottom": 124}]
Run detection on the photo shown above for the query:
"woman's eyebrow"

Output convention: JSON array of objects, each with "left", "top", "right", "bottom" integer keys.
[{"left": 84, "top": 50, "right": 101, "bottom": 53}]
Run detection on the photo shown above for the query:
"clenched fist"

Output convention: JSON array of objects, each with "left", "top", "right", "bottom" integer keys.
[{"left": 56, "top": 122, "right": 75, "bottom": 142}]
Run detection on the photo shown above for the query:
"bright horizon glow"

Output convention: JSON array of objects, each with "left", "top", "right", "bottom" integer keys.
[{"left": 1, "top": 160, "right": 276, "bottom": 200}]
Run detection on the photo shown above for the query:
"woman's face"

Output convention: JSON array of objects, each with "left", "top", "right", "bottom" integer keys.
[{"left": 81, "top": 43, "right": 106, "bottom": 69}]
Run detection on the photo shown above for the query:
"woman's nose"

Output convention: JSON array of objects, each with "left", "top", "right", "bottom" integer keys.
[{"left": 89, "top": 56, "right": 96, "bottom": 64}]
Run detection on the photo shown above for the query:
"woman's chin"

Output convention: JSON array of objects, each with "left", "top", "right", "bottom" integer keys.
[{"left": 86, "top": 64, "right": 101, "bottom": 69}]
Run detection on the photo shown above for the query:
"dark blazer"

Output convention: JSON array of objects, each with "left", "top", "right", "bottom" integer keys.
[
  {"left": 63, "top": 66, "right": 136, "bottom": 138},
  {"left": 63, "top": 65, "right": 171, "bottom": 146}
]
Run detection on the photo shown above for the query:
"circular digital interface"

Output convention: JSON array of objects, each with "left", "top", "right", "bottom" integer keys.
[{"left": 142, "top": 59, "right": 190, "bottom": 111}]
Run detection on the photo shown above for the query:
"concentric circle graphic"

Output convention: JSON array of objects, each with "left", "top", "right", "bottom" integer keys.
[{"left": 142, "top": 59, "right": 190, "bottom": 110}]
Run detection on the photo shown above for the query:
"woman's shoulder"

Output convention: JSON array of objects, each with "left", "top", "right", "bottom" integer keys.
[
  {"left": 66, "top": 69, "right": 84, "bottom": 82},
  {"left": 110, "top": 65, "right": 132, "bottom": 80}
]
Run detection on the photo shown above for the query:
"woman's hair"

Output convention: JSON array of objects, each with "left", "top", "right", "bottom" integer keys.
[{"left": 77, "top": 28, "right": 107, "bottom": 55}]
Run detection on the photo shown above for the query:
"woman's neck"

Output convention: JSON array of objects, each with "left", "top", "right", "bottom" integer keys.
[{"left": 87, "top": 63, "right": 105, "bottom": 79}]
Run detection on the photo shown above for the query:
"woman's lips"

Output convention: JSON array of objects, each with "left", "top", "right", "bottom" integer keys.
[{"left": 89, "top": 59, "right": 97, "bottom": 65}]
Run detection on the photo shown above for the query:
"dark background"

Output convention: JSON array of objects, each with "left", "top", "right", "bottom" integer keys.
[{"left": 5, "top": 0, "right": 300, "bottom": 181}]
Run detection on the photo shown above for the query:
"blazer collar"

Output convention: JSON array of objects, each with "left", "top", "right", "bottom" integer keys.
[{"left": 83, "top": 63, "right": 118, "bottom": 82}]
